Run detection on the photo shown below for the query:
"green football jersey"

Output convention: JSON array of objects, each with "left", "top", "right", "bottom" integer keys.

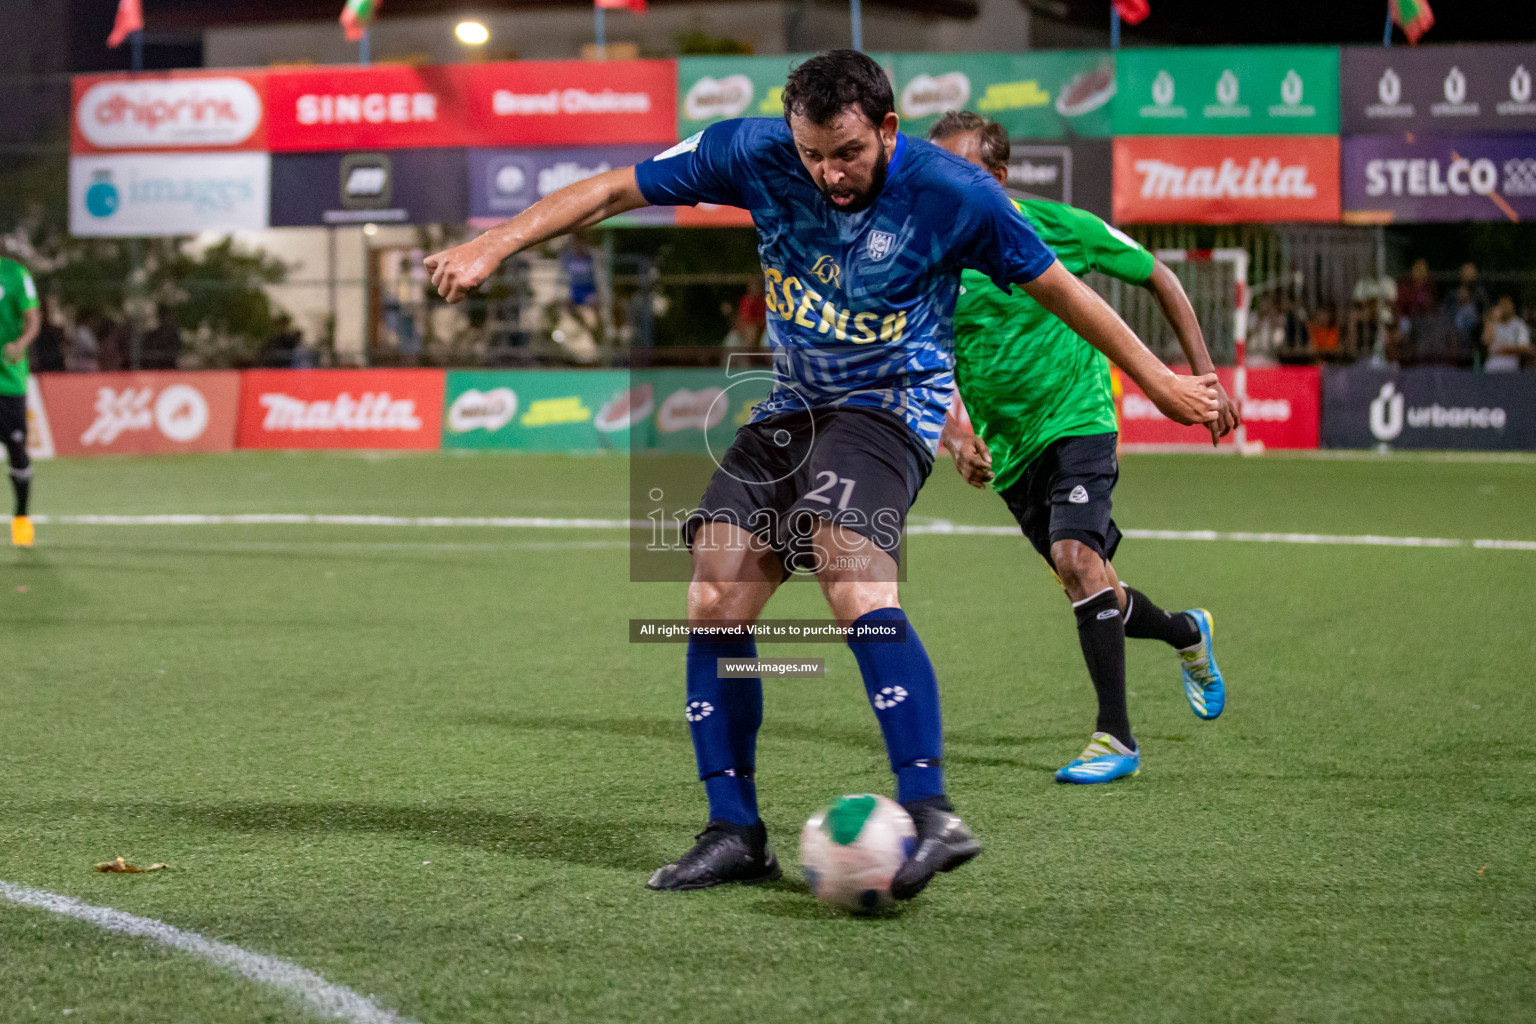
[
  {"left": 952, "top": 198, "right": 1154, "bottom": 491},
  {"left": 0, "top": 257, "right": 40, "bottom": 397}
]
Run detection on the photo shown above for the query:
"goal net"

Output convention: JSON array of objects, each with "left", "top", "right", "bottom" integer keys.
[{"left": 1087, "top": 247, "right": 1256, "bottom": 453}]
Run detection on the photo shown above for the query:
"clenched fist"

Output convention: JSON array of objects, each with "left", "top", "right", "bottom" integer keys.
[
  {"left": 1149, "top": 372, "right": 1221, "bottom": 426},
  {"left": 424, "top": 236, "right": 505, "bottom": 304}
]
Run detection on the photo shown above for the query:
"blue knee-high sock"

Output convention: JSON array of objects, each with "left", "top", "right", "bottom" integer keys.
[
  {"left": 847, "top": 608, "right": 946, "bottom": 804},
  {"left": 686, "top": 635, "right": 763, "bottom": 826}
]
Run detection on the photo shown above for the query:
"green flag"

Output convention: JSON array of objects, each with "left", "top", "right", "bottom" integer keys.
[
  {"left": 340, "top": 0, "right": 379, "bottom": 41},
  {"left": 1391, "top": 0, "right": 1433, "bottom": 44}
]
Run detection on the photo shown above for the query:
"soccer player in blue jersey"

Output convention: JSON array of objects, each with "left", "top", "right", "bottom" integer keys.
[{"left": 427, "top": 50, "right": 1218, "bottom": 899}]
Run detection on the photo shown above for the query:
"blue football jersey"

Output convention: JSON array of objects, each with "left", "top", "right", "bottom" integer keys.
[{"left": 634, "top": 118, "right": 1056, "bottom": 450}]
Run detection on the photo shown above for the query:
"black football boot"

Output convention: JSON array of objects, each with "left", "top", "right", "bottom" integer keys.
[
  {"left": 890, "top": 796, "right": 982, "bottom": 900},
  {"left": 646, "top": 819, "right": 782, "bottom": 891}
]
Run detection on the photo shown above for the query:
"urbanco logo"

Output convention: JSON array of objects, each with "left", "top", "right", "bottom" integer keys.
[{"left": 1369, "top": 382, "right": 1404, "bottom": 441}]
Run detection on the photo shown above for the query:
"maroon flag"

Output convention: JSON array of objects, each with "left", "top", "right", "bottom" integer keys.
[
  {"left": 1113, "top": 0, "right": 1150, "bottom": 25},
  {"left": 107, "top": 0, "right": 144, "bottom": 48}
]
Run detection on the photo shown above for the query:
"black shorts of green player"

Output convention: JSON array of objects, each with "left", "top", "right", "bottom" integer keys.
[
  {"left": 932, "top": 111, "right": 1228, "bottom": 768},
  {"left": 683, "top": 406, "right": 933, "bottom": 582}
]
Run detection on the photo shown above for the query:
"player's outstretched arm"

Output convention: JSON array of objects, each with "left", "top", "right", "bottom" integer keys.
[
  {"left": 1144, "top": 259, "right": 1240, "bottom": 445},
  {"left": 424, "top": 167, "right": 649, "bottom": 303},
  {"left": 1020, "top": 260, "right": 1218, "bottom": 427}
]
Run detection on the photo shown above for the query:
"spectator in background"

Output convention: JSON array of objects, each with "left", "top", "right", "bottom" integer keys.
[
  {"left": 1448, "top": 285, "right": 1481, "bottom": 356},
  {"left": 1307, "top": 307, "right": 1341, "bottom": 362},
  {"left": 1483, "top": 296, "right": 1531, "bottom": 373},
  {"left": 139, "top": 305, "right": 183, "bottom": 370},
  {"left": 1398, "top": 258, "right": 1436, "bottom": 321},
  {"left": 1248, "top": 293, "right": 1285, "bottom": 368},
  {"left": 69, "top": 310, "right": 101, "bottom": 372},
  {"left": 95, "top": 315, "right": 125, "bottom": 371},
  {"left": 1456, "top": 261, "right": 1490, "bottom": 339},
  {"left": 726, "top": 275, "right": 768, "bottom": 348},
  {"left": 30, "top": 298, "right": 66, "bottom": 373}
]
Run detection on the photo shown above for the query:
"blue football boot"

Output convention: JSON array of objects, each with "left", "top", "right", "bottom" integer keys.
[
  {"left": 1054, "top": 732, "right": 1140, "bottom": 784},
  {"left": 1179, "top": 608, "right": 1226, "bottom": 720}
]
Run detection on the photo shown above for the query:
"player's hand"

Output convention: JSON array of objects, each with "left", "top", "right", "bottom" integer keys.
[
  {"left": 424, "top": 236, "right": 504, "bottom": 303},
  {"left": 1208, "top": 380, "right": 1241, "bottom": 446},
  {"left": 2, "top": 341, "right": 21, "bottom": 364},
  {"left": 945, "top": 432, "right": 994, "bottom": 488},
  {"left": 1150, "top": 372, "right": 1220, "bottom": 427}
]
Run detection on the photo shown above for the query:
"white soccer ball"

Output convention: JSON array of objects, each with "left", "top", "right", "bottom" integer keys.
[{"left": 800, "top": 793, "right": 916, "bottom": 913}]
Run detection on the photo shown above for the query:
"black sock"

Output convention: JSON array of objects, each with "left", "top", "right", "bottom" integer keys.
[
  {"left": 1072, "top": 588, "right": 1133, "bottom": 749},
  {"left": 9, "top": 464, "right": 29, "bottom": 517},
  {"left": 1123, "top": 585, "right": 1200, "bottom": 649}
]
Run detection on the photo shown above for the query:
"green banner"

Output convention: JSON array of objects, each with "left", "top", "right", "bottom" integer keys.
[
  {"left": 1114, "top": 47, "right": 1339, "bottom": 135},
  {"left": 893, "top": 51, "right": 1116, "bottom": 139},
  {"left": 677, "top": 55, "right": 817, "bottom": 136},
  {"left": 441, "top": 369, "right": 772, "bottom": 453}
]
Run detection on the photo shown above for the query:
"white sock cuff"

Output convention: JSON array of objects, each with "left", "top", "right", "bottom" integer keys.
[{"left": 1071, "top": 586, "right": 1116, "bottom": 609}]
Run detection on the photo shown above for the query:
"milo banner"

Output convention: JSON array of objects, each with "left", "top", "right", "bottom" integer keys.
[
  {"left": 677, "top": 55, "right": 819, "bottom": 136},
  {"left": 892, "top": 52, "right": 1116, "bottom": 139},
  {"left": 442, "top": 369, "right": 771, "bottom": 452},
  {"left": 1321, "top": 365, "right": 1536, "bottom": 451},
  {"left": 1342, "top": 134, "right": 1536, "bottom": 224},
  {"left": 1114, "top": 47, "right": 1339, "bottom": 136},
  {"left": 1340, "top": 44, "right": 1536, "bottom": 136}
]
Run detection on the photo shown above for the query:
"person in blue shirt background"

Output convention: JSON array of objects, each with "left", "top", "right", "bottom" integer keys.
[{"left": 427, "top": 50, "right": 1218, "bottom": 901}]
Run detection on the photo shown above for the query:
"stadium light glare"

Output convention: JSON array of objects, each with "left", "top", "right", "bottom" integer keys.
[
  {"left": 363, "top": 223, "right": 379, "bottom": 236},
  {"left": 455, "top": 21, "right": 490, "bottom": 46}
]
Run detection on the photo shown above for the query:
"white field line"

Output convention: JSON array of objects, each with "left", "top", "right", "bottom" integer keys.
[
  {"left": 27, "top": 513, "right": 1536, "bottom": 552},
  {"left": 0, "top": 880, "right": 417, "bottom": 1024}
]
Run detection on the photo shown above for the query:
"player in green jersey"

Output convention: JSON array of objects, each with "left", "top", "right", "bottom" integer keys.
[
  {"left": 931, "top": 112, "right": 1239, "bottom": 784},
  {"left": 0, "top": 256, "right": 40, "bottom": 548}
]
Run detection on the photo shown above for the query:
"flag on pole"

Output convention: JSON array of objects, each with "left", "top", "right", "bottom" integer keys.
[
  {"left": 106, "top": 0, "right": 144, "bottom": 48},
  {"left": 1390, "top": 0, "right": 1434, "bottom": 44},
  {"left": 596, "top": 0, "right": 648, "bottom": 13},
  {"left": 1112, "top": 0, "right": 1150, "bottom": 25},
  {"left": 340, "top": 0, "right": 381, "bottom": 41}
]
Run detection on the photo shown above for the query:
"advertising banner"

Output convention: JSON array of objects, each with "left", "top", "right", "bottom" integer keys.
[
  {"left": 69, "top": 152, "right": 271, "bottom": 237},
  {"left": 1117, "top": 366, "right": 1321, "bottom": 450},
  {"left": 1340, "top": 44, "right": 1536, "bottom": 136},
  {"left": 677, "top": 55, "right": 818, "bottom": 136},
  {"left": 238, "top": 369, "right": 444, "bottom": 450},
  {"left": 270, "top": 149, "right": 467, "bottom": 227},
  {"left": 24, "top": 376, "right": 55, "bottom": 460},
  {"left": 1114, "top": 47, "right": 1339, "bottom": 136},
  {"left": 1321, "top": 365, "right": 1536, "bottom": 451},
  {"left": 1341, "top": 133, "right": 1536, "bottom": 224},
  {"left": 467, "top": 146, "right": 673, "bottom": 227},
  {"left": 38, "top": 371, "right": 240, "bottom": 456},
  {"left": 1112, "top": 135, "right": 1340, "bottom": 223},
  {"left": 893, "top": 51, "right": 1116, "bottom": 139},
  {"left": 264, "top": 60, "right": 676, "bottom": 152},
  {"left": 1007, "top": 138, "right": 1113, "bottom": 219},
  {"left": 71, "top": 70, "right": 269, "bottom": 154}
]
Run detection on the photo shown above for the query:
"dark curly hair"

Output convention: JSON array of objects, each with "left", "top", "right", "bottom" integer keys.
[{"left": 781, "top": 49, "right": 894, "bottom": 128}]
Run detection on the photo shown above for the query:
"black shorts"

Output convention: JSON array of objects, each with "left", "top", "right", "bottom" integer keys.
[
  {"left": 998, "top": 432, "right": 1122, "bottom": 569},
  {"left": 685, "top": 406, "right": 934, "bottom": 576},
  {"left": 0, "top": 394, "right": 25, "bottom": 452}
]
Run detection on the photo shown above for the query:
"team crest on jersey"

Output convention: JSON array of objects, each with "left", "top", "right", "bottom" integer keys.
[{"left": 866, "top": 230, "right": 896, "bottom": 262}]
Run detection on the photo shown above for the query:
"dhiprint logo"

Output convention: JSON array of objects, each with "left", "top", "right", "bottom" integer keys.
[
  {"left": 873, "top": 686, "right": 907, "bottom": 710},
  {"left": 1369, "top": 382, "right": 1404, "bottom": 441},
  {"left": 865, "top": 231, "right": 896, "bottom": 263},
  {"left": 811, "top": 255, "right": 842, "bottom": 287},
  {"left": 77, "top": 77, "right": 264, "bottom": 149}
]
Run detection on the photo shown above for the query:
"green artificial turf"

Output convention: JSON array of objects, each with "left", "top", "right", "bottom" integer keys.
[{"left": 1, "top": 450, "right": 1533, "bottom": 1023}]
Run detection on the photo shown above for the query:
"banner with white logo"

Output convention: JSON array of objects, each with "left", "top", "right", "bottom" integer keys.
[
  {"left": 677, "top": 54, "right": 825, "bottom": 136},
  {"left": 38, "top": 372, "right": 239, "bottom": 456},
  {"left": 467, "top": 146, "right": 673, "bottom": 227},
  {"left": 1115, "top": 47, "right": 1339, "bottom": 136},
  {"left": 1117, "top": 367, "right": 1320, "bottom": 449},
  {"left": 1340, "top": 44, "right": 1536, "bottom": 136},
  {"left": 1112, "top": 135, "right": 1340, "bottom": 223},
  {"left": 237, "top": 369, "right": 443, "bottom": 450},
  {"left": 71, "top": 70, "right": 268, "bottom": 154},
  {"left": 1342, "top": 133, "right": 1536, "bottom": 224},
  {"left": 1007, "top": 138, "right": 1113, "bottom": 218},
  {"left": 269, "top": 149, "right": 467, "bottom": 226},
  {"left": 893, "top": 52, "right": 1117, "bottom": 139},
  {"left": 69, "top": 153, "right": 270, "bottom": 237},
  {"left": 1322, "top": 365, "right": 1536, "bottom": 451}
]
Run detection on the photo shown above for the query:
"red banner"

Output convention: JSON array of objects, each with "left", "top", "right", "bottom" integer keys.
[
  {"left": 71, "top": 70, "right": 269, "bottom": 155},
  {"left": 1116, "top": 366, "right": 1320, "bottom": 449},
  {"left": 39, "top": 371, "right": 241, "bottom": 456},
  {"left": 1113, "top": 136, "right": 1340, "bottom": 224},
  {"left": 264, "top": 60, "right": 677, "bottom": 152},
  {"left": 237, "top": 369, "right": 444, "bottom": 450}
]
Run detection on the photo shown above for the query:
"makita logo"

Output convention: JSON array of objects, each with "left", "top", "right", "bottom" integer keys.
[
  {"left": 82, "top": 384, "right": 210, "bottom": 445},
  {"left": 78, "top": 78, "right": 263, "bottom": 149},
  {"left": 492, "top": 89, "right": 652, "bottom": 116},
  {"left": 1132, "top": 158, "right": 1317, "bottom": 200},
  {"left": 259, "top": 392, "right": 422, "bottom": 432}
]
